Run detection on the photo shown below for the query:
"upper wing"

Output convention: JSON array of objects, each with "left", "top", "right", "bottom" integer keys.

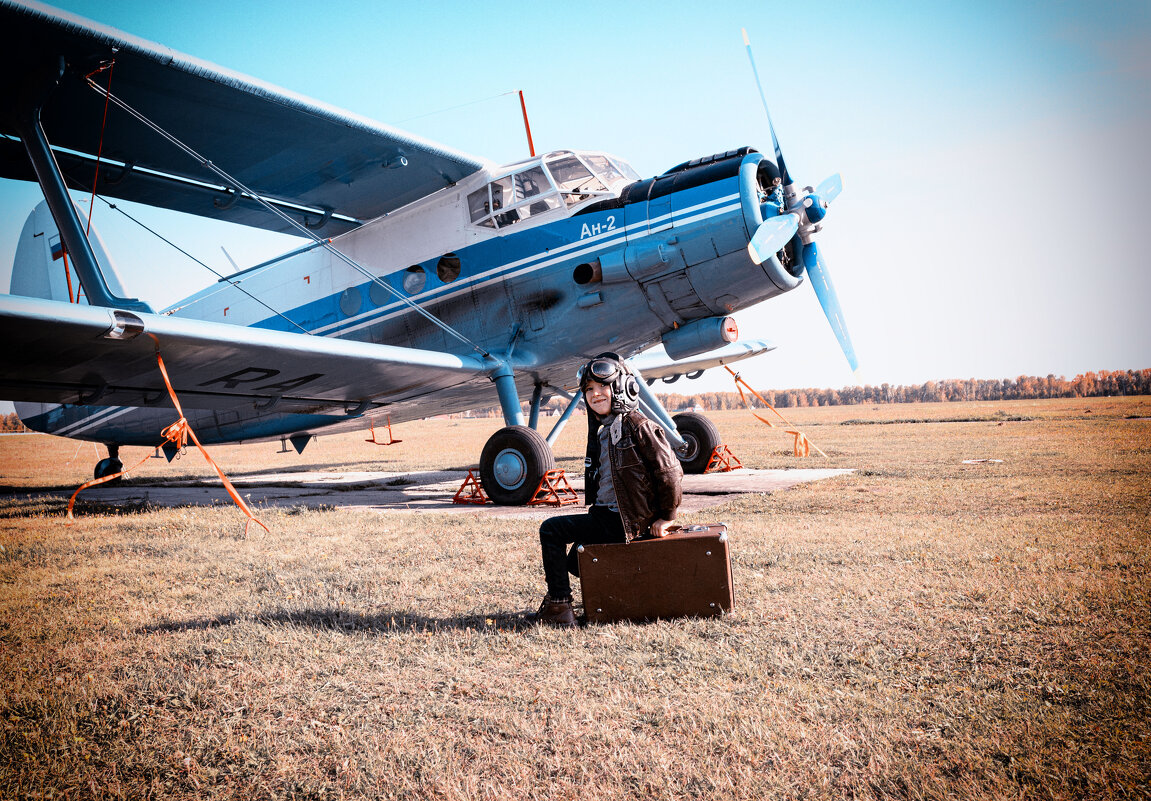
[
  {"left": 0, "top": 294, "right": 489, "bottom": 412},
  {"left": 0, "top": 0, "right": 487, "bottom": 236},
  {"left": 627, "top": 340, "right": 777, "bottom": 382}
]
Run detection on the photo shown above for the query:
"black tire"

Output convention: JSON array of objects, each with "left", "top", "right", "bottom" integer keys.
[
  {"left": 673, "top": 412, "right": 721, "bottom": 474},
  {"left": 93, "top": 457, "right": 124, "bottom": 484},
  {"left": 479, "top": 425, "right": 556, "bottom": 505}
]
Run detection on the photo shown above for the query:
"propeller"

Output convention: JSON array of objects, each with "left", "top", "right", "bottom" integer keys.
[
  {"left": 747, "top": 214, "right": 798, "bottom": 265},
  {"left": 742, "top": 29, "right": 859, "bottom": 374}
]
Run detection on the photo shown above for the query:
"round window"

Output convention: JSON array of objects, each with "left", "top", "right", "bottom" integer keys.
[
  {"left": 437, "top": 253, "right": 461, "bottom": 283},
  {"left": 368, "top": 276, "right": 391, "bottom": 306},
  {"left": 402, "top": 265, "right": 427, "bottom": 295},
  {"left": 339, "top": 286, "right": 362, "bottom": 317}
]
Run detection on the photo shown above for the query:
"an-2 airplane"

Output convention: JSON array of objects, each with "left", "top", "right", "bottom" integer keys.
[{"left": 0, "top": 1, "right": 857, "bottom": 505}]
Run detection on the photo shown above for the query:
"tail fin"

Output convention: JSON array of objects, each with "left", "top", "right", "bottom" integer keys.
[
  {"left": 11, "top": 199, "right": 130, "bottom": 303},
  {"left": 11, "top": 200, "right": 132, "bottom": 435}
]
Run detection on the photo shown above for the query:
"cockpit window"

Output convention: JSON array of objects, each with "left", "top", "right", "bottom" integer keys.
[
  {"left": 513, "top": 166, "right": 547, "bottom": 201},
  {"left": 467, "top": 186, "right": 495, "bottom": 228},
  {"left": 608, "top": 155, "right": 642, "bottom": 182},
  {"left": 584, "top": 155, "right": 626, "bottom": 186},
  {"left": 467, "top": 151, "right": 638, "bottom": 229},
  {"left": 547, "top": 154, "right": 607, "bottom": 207}
]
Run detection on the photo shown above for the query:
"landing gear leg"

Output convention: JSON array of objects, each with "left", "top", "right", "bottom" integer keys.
[
  {"left": 94, "top": 444, "right": 124, "bottom": 483},
  {"left": 528, "top": 383, "right": 543, "bottom": 430},
  {"left": 480, "top": 364, "right": 555, "bottom": 505},
  {"left": 490, "top": 363, "right": 525, "bottom": 427},
  {"left": 632, "top": 370, "right": 687, "bottom": 451}
]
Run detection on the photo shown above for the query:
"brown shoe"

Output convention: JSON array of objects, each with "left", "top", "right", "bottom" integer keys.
[{"left": 534, "top": 595, "right": 577, "bottom": 628}]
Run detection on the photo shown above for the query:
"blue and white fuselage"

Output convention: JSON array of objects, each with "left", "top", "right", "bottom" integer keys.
[{"left": 17, "top": 147, "right": 801, "bottom": 449}]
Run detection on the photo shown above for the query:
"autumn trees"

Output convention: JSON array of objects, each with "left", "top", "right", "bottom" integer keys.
[{"left": 655, "top": 369, "right": 1150, "bottom": 411}]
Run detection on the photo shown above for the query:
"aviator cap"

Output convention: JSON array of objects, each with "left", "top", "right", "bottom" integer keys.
[{"left": 579, "top": 352, "right": 640, "bottom": 415}]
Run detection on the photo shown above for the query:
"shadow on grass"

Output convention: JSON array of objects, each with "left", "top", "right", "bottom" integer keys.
[
  {"left": 137, "top": 605, "right": 541, "bottom": 635},
  {"left": 0, "top": 492, "right": 160, "bottom": 518},
  {"left": 0, "top": 484, "right": 83, "bottom": 495}
]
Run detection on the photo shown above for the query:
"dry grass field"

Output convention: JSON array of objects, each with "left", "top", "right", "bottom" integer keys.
[{"left": 1, "top": 397, "right": 1148, "bottom": 799}]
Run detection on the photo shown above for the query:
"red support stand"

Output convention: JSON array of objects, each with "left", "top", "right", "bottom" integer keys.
[
  {"left": 705, "top": 444, "right": 743, "bottom": 473},
  {"left": 527, "top": 469, "right": 580, "bottom": 507},
  {"left": 366, "top": 414, "right": 402, "bottom": 446},
  {"left": 453, "top": 470, "right": 489, "bottom": 504}
]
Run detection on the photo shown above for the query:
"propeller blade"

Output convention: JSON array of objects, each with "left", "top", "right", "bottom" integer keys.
[
  {"left": 742, "top": 28, "right": 791, "bottom": 187},
  {"left": 807, "top": 249, "right": 859, "bottom": 372},
  {"left": 742, "top": 30, "right": 855, "bottom": 373},
  {"left": 747, "top": 214, "right": 799, "bottom": 265},
  {"left": 814, "top": 173, "right": 843, "bottom": 205},
  {"left": 802, "top": 241, "right": 819, "bottom": 270}
]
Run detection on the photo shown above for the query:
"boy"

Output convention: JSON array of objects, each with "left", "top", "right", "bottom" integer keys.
[{"left": 535, "top": 353, "right": 683, "bottom": 627}]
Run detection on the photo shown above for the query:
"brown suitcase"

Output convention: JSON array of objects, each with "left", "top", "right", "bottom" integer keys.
[{"left": 577, "top": 523, "right": 734, "bottom": 624}]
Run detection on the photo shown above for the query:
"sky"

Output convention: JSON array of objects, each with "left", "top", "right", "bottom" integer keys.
[{"left": 1, "top": 0, "right": 1148, "bottom": 404}]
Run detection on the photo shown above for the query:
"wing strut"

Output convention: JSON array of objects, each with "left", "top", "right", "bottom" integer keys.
[
  {"left": 13, "top": 57, "right": 151, "bottom": 313},
  {"left": 82, "top": 74, "right": 491, "bottom": 359}
]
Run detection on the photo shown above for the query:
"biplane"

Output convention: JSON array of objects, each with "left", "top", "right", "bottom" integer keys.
[{"left": 0, "top": 0, "right": 856, "bottom": 504}]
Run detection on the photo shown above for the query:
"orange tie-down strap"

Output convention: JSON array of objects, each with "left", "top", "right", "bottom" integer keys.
[
  {"left": 67, "top": 338, "right": 270, "bottom": 535},
  {"left": 724, "top": 365, "right": 827, "bottom": 458}
]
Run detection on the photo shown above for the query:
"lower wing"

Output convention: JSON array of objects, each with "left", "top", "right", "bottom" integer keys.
[{"left": 0, "top": 294, "right": 488, "bottom": 414}]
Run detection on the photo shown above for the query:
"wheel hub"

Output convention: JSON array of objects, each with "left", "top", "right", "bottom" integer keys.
[
  {"left": 492, "top": 448, "right": 527, "bottom": 490},
  {"left": 680, "top": 434, "right": 700, "bottom": 461}
]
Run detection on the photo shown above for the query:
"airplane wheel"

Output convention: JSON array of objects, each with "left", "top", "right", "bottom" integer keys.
[
  {"left": 673, "top": 412, "right": 721, "bottom": 474},
  {"left": 93, "top": 457, "right": 124, "bottom": 484},
  {"left": 479, "top": 425, "right": 555, "bottom": 505}
]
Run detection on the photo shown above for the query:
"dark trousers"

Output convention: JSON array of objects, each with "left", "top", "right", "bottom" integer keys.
[{"left": 539, "top": 504, "right": 626, "bottom": 599}]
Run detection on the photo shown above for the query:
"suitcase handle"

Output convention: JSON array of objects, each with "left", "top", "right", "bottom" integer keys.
[{"left": 666, "top": 524, "right": 728, "bottom": 543}]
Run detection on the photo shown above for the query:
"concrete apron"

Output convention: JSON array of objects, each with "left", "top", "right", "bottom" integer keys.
[{"left": 58, "top": 468, "right": 855, "bottom": 519}]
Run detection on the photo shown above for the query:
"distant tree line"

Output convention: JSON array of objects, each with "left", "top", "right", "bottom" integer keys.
[
  {"left": 657, "top": 368, "right": 1151, "bottom": 411},
  {"left": 7, "top": 369, "right": 1144, "bottom": 427}
]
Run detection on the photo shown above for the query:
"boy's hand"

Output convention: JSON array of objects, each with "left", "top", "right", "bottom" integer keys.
[{"left": 650, "top": 519, "right": 675, "bottom": 538}]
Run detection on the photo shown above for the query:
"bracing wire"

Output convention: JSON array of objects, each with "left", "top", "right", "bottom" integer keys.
[
  {"left": 88, "top": 193, "right": 311, "bottom": 334},
  {"left": 397, "top": 90, "right": 519, "bottom": 124},
  {"left": 83, "top": 75, "right": 491, "bottom": 359}
]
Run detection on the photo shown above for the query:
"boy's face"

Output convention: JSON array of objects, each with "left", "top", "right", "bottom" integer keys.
[{"left": 584, "top": 380, "right": 613, "bottom": 416}]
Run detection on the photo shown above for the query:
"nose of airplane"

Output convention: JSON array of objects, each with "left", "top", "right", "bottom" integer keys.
[{"left": 738, "top": 151, "right": 803, "bottom": 292}]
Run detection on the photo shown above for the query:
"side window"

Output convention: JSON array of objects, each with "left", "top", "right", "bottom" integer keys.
[
  {"left": 514, "top": 194, "right": 561, "bottom": 221},
  {"left": 339, "top": 286, "right": 362, "bottom": 317},
  {"left": 402, "top": 265, "right": 426, "bottom": 294},
  {"left": 466, "top": 164, "right": 562, "bottom": 229},
  {"left": 490, "top": 175, "right": 518, "bottom": 227},
  {"left": 513, "top": 166, "right": 547, "bottom": 202},
  {"left": 369, "top": 274, "right": 391, "bottom": 306},
  {"left": 490, "top": 175, "right": 513, "bottom": 213},
  {"left": 467, "top": 186, "right": 494, "bottom": 228},
  {"left": 437, "top": 253, "right": 461, "bottom": 283}
]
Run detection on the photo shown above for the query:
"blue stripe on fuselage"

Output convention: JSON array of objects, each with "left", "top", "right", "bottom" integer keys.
[{"left": 252, "top": 180, "right": 743, "bottom": 340}]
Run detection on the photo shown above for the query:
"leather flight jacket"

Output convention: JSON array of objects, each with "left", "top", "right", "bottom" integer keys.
[{"left": 585, "top": 410, "right": 683, "bottom": 542}]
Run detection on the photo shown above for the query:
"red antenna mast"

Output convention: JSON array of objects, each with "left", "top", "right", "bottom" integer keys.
[{"left": 518, "top": 90, "right": 536, "bottom": 157}]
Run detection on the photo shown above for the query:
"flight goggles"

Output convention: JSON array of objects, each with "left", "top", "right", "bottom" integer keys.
[{"left": 584, "top": 357, "right": 622, "bottom": 387}]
